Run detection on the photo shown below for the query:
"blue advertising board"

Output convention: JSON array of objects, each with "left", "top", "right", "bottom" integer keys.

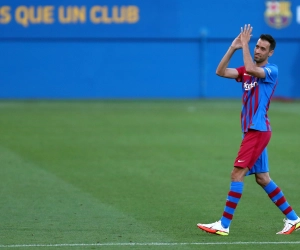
[
  {"left": 1, "top": 0, "right": 300, "bottom": 99},
  {"left": 1, "top": 0, "right": 300, "bottom": 39}
]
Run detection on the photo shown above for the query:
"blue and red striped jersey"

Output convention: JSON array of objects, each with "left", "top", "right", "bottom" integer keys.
[{"left": 235, "top": 63, "right": 278, "bottom": 133}]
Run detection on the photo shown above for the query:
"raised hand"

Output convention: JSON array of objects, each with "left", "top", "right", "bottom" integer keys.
[
  {"left": 231, "top": 33, "right": 242, "bottom": 50},
  {"left": 240, "top": 24, "right": 253, "bottom": 46}
]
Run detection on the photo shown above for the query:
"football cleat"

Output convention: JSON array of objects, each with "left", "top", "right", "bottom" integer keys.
[
  {"left": 197, "top": 220, "right": 229, "bottom": 236},
  {"left": 276, "top": 217, "right": 300, "bottom": 235}
]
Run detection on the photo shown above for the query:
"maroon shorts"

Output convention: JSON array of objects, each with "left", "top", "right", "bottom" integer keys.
[{"left": 234, "top": 129, "right": 272, "bottom": 169}]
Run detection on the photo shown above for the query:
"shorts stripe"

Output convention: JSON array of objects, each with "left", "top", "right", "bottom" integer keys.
[{"left": 234, "top": 130, "right": 271, "bottom": 170}]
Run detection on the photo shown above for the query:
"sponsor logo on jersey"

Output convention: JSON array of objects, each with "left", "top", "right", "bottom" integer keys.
[
  {"left": 264, "top": 1, "right": 292, "bottom": 29},
  {"left": 244, "top": 80, "right": 258, "bottom": 91}
]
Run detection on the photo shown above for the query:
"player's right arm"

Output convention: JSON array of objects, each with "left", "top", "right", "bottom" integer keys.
[
  {"left": 216, "top": 46, "right": 239, "bottom": 79},
  {"left": 216, "top": 34, "right": 242, "bottom": 79}
]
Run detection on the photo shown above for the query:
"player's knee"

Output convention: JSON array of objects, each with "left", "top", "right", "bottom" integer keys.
[
  {"left": 231, "top": 167, "right": 247, "bottom": 182},
  {"left": 255, "top": 174, "right": 271, "bottom": 187}
]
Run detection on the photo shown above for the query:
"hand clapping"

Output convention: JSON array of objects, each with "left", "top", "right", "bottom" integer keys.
[{"left": 240, "top": 24, "right": 253, "bottom": 46}]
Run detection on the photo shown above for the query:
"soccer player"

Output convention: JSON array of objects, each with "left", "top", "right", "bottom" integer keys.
[{"left": 197, "top": 24, "right": 300, "bottom": 235}]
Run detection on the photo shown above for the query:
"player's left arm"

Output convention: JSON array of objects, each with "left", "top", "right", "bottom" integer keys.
[
  {"left": 243, "top": 47, "right": 278, "bottom": 81},
  {"left": 261, "top": 65, "right": 278, "bottom": 84},
  {"left": 242, "top": 46, "right": 266, "bottom": 78},
  {"left": 239, "top": 24, "right": 266, "bottom": 78}
]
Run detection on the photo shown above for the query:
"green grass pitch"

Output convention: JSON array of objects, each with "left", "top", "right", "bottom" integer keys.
[{"left": 0, "top": 100, "right": 300, "bottom": 250}]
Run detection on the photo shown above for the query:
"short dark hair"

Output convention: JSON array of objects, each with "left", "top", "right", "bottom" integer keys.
[{"left": 259, "top": 34, "right": 276, "bottom": 51}]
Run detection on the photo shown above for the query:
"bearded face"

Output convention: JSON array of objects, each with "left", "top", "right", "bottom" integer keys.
[{"left": 254, "top": 39, "right": 274, "bottom": 64}]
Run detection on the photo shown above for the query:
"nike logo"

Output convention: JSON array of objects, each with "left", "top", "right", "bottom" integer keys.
[
  {"left": 238, "top": 160, "right": 245, "bottom": 163},
  {"left": 243, "top": 73, "right": 251, "bottom": 76}
]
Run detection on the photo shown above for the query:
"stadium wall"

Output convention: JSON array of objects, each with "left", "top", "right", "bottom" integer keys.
[{"left": 1, "top": 0, "right": 300, "bottom": 99}]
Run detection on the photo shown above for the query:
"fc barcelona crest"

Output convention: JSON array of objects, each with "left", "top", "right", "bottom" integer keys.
[{"left": 264, "top": 1, "right": 292, "bottom": 29}]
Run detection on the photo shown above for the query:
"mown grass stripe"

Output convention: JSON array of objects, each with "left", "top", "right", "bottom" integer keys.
[{"left": 1, "top": 241, "right": 300, "bottom": 248}]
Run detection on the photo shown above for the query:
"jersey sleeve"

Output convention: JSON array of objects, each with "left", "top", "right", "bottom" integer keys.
[
  {"left": 235, "top": 66, "right": 245, "bottom": 82},
  {"left": 262, "top": 65, "right": 278, "bottom": 84}
]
